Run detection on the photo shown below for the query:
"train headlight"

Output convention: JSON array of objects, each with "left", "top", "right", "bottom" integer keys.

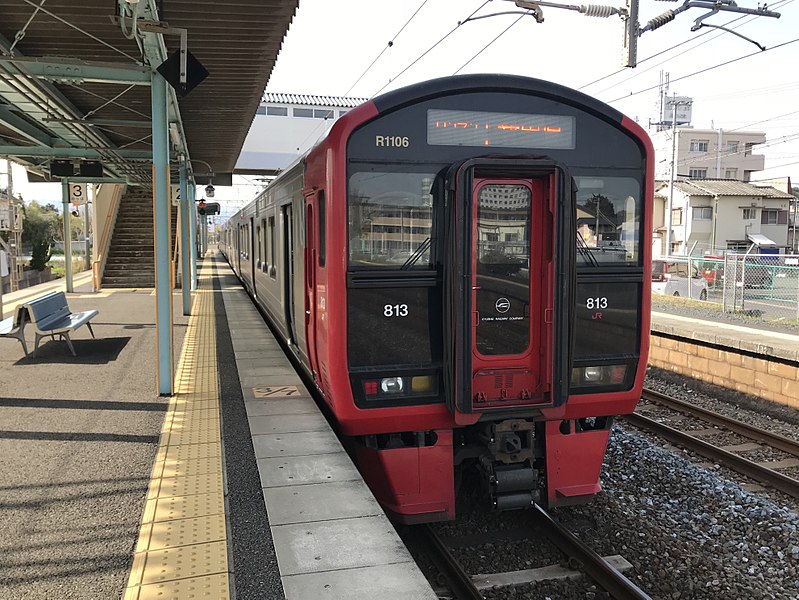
[
  {"left": 380, "top": 377, "right": 405, "bottom": 394},
  {"left": 572, "top": 365, "right": 628, "bottom": 387},
  {"left": 583, "top": 367, "right": 602, "bottom": 382}
]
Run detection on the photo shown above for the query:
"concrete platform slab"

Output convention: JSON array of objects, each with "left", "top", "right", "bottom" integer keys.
[
  {"left": 245, "top": 397, "right": 320, "bottom": 416},
  {"left": 252, "top": 431, "right": 344, "bottom": 459},
  {"left": 249, "top": 413, "right": 331, "bottom": 435},
  {"left": 257, "top": 453, "right": 361, "bottom": 487},
  {"left": 282, "top": 563, "right": 437, "bottom": 600},
  {"left": 271, "top": 516, "right": 410, "bottom": 575},
  {"left": 263, "top": 480, "right": 383, "bottom": 525}
]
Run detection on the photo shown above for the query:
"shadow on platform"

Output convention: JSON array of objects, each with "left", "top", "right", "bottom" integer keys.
[{"left": 13, "top": 337, "right": 131, "bottom": 365}]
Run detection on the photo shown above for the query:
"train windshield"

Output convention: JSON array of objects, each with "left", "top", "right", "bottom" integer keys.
[
  {"left": 348, "top": 170, "right": 437, "bottom": 269},
  {"left": 574, "top": 176, "right": 641, "bottom": 266}
]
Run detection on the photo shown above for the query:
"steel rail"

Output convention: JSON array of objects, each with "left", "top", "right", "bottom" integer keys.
[
  {"left": 624, "top": 412, "right": 799, "bottom": 498},
  {"left": 641, "top": 388, "right": 799, "bottom": 457},
  {"left": 419, "top": 524, "right": 483, "bottom": 600},
  {"left": 530, "top": 504, "right": 652, "bottom": 600}
]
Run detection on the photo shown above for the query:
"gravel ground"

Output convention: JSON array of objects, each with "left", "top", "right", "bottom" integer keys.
[{"left": 454, "top": 427, "right": 799, "bottom": 600}]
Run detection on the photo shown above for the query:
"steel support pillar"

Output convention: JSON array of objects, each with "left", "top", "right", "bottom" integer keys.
[
  {"left": 179, "top": 161, "right": 191, "bottom": 315},
  {"left": 61, "top": 180, "right": 73, "bottom": 293},
  {"left": 189, "top": 183, "right": 197, "bottom": 290},
  {"left": 151, "top": 73, "right": 173, "bottom": 396}
]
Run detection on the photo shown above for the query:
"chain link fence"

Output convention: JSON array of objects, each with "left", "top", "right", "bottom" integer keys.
[{"left": 678, "top": 254, "right": 799, "bottom": 322}]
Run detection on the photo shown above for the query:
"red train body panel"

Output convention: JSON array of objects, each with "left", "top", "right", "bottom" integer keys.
[{"left": 222, "top": 74, "right": 654, "bottom": 523}]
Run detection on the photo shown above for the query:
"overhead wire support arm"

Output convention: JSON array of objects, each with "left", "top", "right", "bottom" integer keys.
[{"left": 623, "top": 0, "right": 779, "bottom": 67}]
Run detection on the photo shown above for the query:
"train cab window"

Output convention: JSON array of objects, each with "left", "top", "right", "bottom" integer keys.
[
  {"left": 318, "top": 190, "right": 326, "bottom": 266},
  {"left": 348, "top": 171, "right": 436, "bottom": 269},
  {"left": 574, "top": 176, "right": 641, "bottom": 266}
]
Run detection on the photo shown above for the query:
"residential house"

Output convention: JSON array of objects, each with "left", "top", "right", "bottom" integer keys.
[{"left": 653, "top": 179, "right": 793, "bottom": 256}]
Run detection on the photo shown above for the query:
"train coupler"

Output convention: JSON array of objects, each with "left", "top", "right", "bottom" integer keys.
[{"left": 479, "top": 457, "right": 540, "bottom": 511}]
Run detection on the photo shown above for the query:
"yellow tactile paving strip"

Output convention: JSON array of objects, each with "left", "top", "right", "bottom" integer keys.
[{"left": 123, "top": 258, "right": 230, "bottom": 600}]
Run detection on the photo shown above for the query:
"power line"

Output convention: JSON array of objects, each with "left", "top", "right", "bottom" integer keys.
[
  {"left": 343, "top": 0, "right": 431, "bottom": 96},
  {"left": 453, "top": 13, "right": 528, "bottom": 75},
  {"left": 370, "top": 1, "right": 491, "bottom": 97},
  {"left": 607, "top": 36, "right": 799, "bottom": 104}
]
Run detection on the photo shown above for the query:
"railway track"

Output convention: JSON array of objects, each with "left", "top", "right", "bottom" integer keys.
[
  {"left": 626, "top": 388, "right": 799, "bottom": 499},
  {"left": 418, "top": 504, "right": 651, "bottom": 600}
]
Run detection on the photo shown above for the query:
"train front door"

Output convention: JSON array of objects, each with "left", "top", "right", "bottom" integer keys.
[
  {"left": 470, "top": 177, "right": 546, "bottom": 410},
  {"left": 445, "top": 160, "right": 565, "bottom": 419}
]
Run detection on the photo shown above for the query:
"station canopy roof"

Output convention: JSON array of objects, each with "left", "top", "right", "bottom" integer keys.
[{"left": 0, "top": 0, "right": 298, "bottom": 186}]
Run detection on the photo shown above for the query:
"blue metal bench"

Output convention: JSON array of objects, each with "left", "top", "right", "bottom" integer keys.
[
  {"left": 24, "top": 291, "right": 98, "bottom": 357},
  {"left": 0, "top": 304, "right": 29, "bottom": 356}
]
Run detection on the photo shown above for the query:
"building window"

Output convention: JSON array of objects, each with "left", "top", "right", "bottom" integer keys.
[
  {"left": 762, "top": 209, "right": 778, "bottom": 225},
  {"left": 339, "top": 110, "right": 348, "bottom": 117},
  {"left": 742, "top": 208, "right": 757, "bottom": 220},
  {"left": 693, "top": 207, "right": 713, "bottom": 220},
  {"left": 671, "top": 208, "right": 683, "bottom": 226},
  {"left": 725, "top": 168, "right": 738, "bottom": 179},
  {"left": 313, "top": 109, "right": 334, "bottom": 119},
  {"left": 293, "top": 108, "right": 314, "bottom": 118},
  {"left": 267, "top": 106, "right": 288, "bottom": 116},
  {"left": 726, "top": 141, "right": 738, "bottom": 153},
  {"left": 744, "top": 142, "right": 755, "bottom": 157},
  {"left": 256, "top": 106, "right": 266, "bottom": 115},
  {"left": 689, "top": 139, "right": 709, "bottom": 152},
  {"left": 688, "top": 168, "right": 707, "bottom": 178}
]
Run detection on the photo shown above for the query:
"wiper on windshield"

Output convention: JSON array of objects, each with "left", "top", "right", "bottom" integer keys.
[
  {"left": 576, "top": 232, "right": 599, "bottom": 267},
  {"left": 401, "top": 237, "right": 432, "bottom": 270}
]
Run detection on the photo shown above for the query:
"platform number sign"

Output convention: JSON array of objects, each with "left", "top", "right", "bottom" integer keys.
[
  {"left": 70, "top": 183, "right": 87, "bottom": 206},
  {"left": 171, "top": 185, "right": 181, "bottom": 207}
]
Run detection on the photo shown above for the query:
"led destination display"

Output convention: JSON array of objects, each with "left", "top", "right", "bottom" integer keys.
[{"left": 427, "top": 108, "right": 576, "bottom": 150}]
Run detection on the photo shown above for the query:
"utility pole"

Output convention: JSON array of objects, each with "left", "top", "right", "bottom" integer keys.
[{"left": 665, "top": 95, "right": 692, "bottom": 256}]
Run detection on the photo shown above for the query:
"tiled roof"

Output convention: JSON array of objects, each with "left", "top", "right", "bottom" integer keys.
[
  {"left": 263, "top": 93, "right": 368, "bottom": 108},
  {"left": 673, "top": 179, "right": 795, "bottom": 199}
]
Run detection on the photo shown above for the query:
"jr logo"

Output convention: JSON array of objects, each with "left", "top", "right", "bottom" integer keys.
[{"left": 495, "top": 297, "right": 511, "bottom": 313}]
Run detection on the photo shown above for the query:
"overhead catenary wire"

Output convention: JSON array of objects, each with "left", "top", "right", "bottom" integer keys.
[
  {"left": 606, "top": 36, "right": 799, "bottom": 103},
  {"left": 343, "top": 0, "right": 431, "bottom": 96},
  {"left": 370, "top": 1, "right": 492, "bottom": 97}
]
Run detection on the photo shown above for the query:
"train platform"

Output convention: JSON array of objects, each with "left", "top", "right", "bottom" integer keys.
[
  {"left": 0, "top": 252, "right": 435, "bottom": 600},
  {"left": 650, "top": 310, "right": 799, "bottom": 362}
]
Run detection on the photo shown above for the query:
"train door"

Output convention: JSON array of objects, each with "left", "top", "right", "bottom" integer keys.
[
  {"left": 446, "top": 159, "right": 568, "bottom": 419},
  {"left": 282, "top": 204, "right": 298, "bottom": 345},
  {"left": 303, "top": 194, "right": 318, "bottom": 378}
]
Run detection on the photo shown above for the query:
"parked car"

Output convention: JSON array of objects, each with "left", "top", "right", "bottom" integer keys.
[{"left": 651, "top": 258, "right": 709, "bottom": 300}]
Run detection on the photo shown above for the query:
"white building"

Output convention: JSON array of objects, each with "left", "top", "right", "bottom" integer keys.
[
  {"left": 651, "top": 128, "right": 766, "bottom": 182},
  {"left": 235, "top": 93, "right": 367, "bottom": 175},
  {"left": 653, "top": 179, "right": 794, "bottom": 256}
]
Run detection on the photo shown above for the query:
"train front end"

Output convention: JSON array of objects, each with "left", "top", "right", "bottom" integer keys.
[{"left": 314, "top": 75, "right": 653, "bottom": 522}]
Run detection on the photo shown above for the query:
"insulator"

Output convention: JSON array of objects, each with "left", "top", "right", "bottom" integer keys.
[
  {"left": 579, "top": 4, "right": 618, "bottom": 17},
  {"left": 646, "top": 10, "right": 675, "bottom": 30}
]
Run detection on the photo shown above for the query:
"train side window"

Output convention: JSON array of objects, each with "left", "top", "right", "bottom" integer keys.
[
  {"left": 268, "top": 216, "right": 276, "bottom": 278},
  {"left": 256, "top": 224, "right": 262, "bottom": 267},
  {"left": 261, "top": 219, "right": 269, "bottom": 273},
  {"left": 318, "top": 190, "right": 326, "bottom": 267}
]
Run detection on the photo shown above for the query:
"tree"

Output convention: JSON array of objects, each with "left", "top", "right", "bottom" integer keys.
[{"left": 22, "top": 201, "right": 59, "bottom": 271}]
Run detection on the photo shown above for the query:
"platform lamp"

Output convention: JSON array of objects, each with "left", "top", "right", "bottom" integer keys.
[{"left": 185, "top": 158, "right": 215, "bottom": 198}]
